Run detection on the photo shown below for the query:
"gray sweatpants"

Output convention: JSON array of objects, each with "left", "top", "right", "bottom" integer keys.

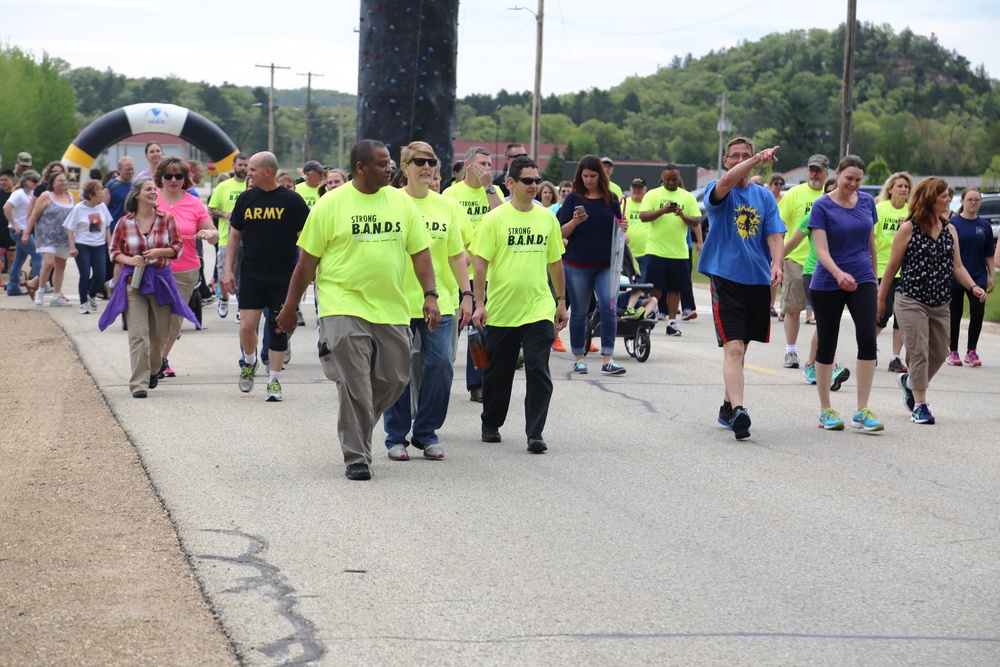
[{"left": 318, "top": 316, "right": 412, "bottom": 466}]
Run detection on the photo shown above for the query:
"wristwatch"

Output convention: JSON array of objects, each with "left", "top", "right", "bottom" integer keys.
[
  {"left": 485, "top": 186, "right": 497, "bottom": 195},
  {"left": 424, "top": 290, "right": 439, "bottom": 298}
]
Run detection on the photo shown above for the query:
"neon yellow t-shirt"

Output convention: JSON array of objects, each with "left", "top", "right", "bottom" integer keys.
[
  {"left": 622, "top": 196, "right": 648, "bottom": 257},
  {"left": 207, "top": 178, "right": 248, "bottom": 246},
  {"left": 298, "top": 184, "right": 430, "bottom": 324},
  {"left": 640, "top": 186, "right": 699, "bottom": 259},
  {"left": 471, "top": 202, "right": 565, "bottom": 327},
  {"left": 875, "top": 199, "right": 909, "bottom": 277},
  {"left": 778, "top": 183, "right": 824, "bottom": 266},
  {"left": 295, "top": 182, "right": 321, "bottom": 208},
  {"left": 402, "top": 191, "right": 467, "bottom": 317},
  {"left": 442, "top": 179, "right": 495, "bottom": 278},
  {"left": 608, "top": 181, "right": 623, "bottom": 199}
]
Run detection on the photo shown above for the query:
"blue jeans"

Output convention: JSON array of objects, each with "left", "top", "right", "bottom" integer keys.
[
  {"left": 7, "top": 232, "right": 41, "bottom": 296},
  {"left": 564, "top": 263, "right": 617, "bottom": 356},
  {"left": 637, "top": 255, "right": 650, "bottom": 284},
  {"left": 384, "top": 315, "right": 454, "bottom": 447},
  {"left": 74, "top": 244, "right": 107, "bottom": 302}
]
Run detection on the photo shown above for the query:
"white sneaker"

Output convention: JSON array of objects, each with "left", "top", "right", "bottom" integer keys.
[
  {"left": 34, "top": 291, "right": 44, "bottom": 306},
  {"left": 218, "top": 298, "right": 229, "bottom": 318},
  {"left": 50, "top": 294, "right": 72, "bottom": 307},
  {"left": 79, "top": 302, "right": 90, "bottom": 314},
  {"left": 88, "top": 296, "right": 97, "bottom": 310},
  {"left": 284, "top": 341, "right": 292, "bottom": 365}
]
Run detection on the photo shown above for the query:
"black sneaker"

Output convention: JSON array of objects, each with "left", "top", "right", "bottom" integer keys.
[
  {"left": 469, "top": 386, "right": 483, "bottom": 402},
  {"left": 718, "top": 402, "right": 733, "bottom": 429},
  {"left": 527, "top": 436, "right": 547, "bottom": 453},
  {"left": 729, "top": 406, "right": 751, "bottom": 440},
  {"left": 666, "top": 324, "right": 682, "bottom": 337},
  {"left": 345, "top": 463, "right": 372, "bottom": 481},
  {"left": 149, "top": 373, "right": 159, "bottom": 390},
  {"left": 132, "top": 389, "right": 147, "bottom": 399},
  {"left": 482, "top": 426, "right": 501, "bottom": 443}
]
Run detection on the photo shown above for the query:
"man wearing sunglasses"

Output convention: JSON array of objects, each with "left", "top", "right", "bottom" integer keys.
[
  {"left": 471, "top": 156, "right": 567, "bottom": 454},
  {"left": 493, "top": 143, "right": 527, "bottom": 197},
  {"left": 778, "top": 154, "right": 829, "bottom": 370},
  {"left": 698, "top": 137, "right": 784, "bottom": 440}
]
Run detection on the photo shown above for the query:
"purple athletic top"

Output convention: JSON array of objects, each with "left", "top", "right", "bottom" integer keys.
[{"left": 808, "top": 192, "right": 878, "bottom": 291}]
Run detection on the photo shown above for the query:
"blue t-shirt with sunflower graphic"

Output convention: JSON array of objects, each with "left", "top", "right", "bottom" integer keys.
[{"left": 698, "top": 181, "right": 784, "bottom": 285}]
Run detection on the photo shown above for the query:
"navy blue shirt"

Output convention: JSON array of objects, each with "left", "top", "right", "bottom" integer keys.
[
  {"left": 949, "top": 214, "right": 995, "bottom": 288},
  {"left": 105, "top": 178, "right": 131, "bottom": 231},
  {"left": 557, "top": 192, "right": 622, "bottom": 267}
]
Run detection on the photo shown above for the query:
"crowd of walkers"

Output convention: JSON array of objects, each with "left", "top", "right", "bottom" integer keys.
[{"left": 2, "top": 140, "right": 997, "bottom": 480}]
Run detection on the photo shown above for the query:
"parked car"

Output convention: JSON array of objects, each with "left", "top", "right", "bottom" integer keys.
[{"left": 978, "top": 193, "right": 1000, "bottom": 239}]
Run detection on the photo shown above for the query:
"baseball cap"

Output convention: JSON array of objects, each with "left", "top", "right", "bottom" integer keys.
[
  {"left": 600, "top": 157, "right": 614, "bottom": 166},
  {"left": 302, "top": 160, "right": 323, "bottom": 173},
  {"left": 631, "top": 177, "right": 647, "bottom": 187},
  {"left": 807, "top": 154, "right": 830, "bottom": 170},
  {"left": 17, "top": 152, "right": 32, "bottom": 167}
]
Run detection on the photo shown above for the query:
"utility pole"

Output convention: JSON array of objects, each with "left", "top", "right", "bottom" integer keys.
[
  {"left": 716, "top": 92, "right": 731, "bottom": 173},
  {"left": 338, "top": 93, "right": 345, "bottom": 169},
  {"left": 297, "top": 71, "right": 324, "bottom": 162},
  {"left": 839, "top": 0, "right": 857, "bottom": 159},
  {"left": 511, "top": 2, "right": 544, "bottom": 163},
  {"left": 255, "top": 63, "right": 290, "bottom": 153}
]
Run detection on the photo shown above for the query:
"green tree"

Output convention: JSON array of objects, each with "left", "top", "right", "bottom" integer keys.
[
  {"left": 542, "top": 145, "right": 564, "bottom": 183},
  {"left": 866, "top": 155, "right": 890, "bottom": 186},
  {"left": 981, "top": 155, "right": 1000, "bottom": 192}
]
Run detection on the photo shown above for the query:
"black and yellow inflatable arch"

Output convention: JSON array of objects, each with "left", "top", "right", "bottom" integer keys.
[{"left": 61, "top": 103, "right": 239, "bottom": 194}]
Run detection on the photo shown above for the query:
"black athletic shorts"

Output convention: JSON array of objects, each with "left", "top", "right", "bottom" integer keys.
[
  {"left": 237, "top": 261, "right": 294, "bottom": 312},
  {"left": 646, "top": 254, "right": 691, "bottom": 295},
  {"left": 709, "top": 274, "right": 772, "bottom": 346}
]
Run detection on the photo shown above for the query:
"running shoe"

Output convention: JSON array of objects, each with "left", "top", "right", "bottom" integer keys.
[
  {"left": 78, "top": 302, "right": 90, "bottom": 314},
  {"left": 218, "top": 298, "right": 229, "bottom": 318},
  {"left": 573, "top": 360, "right": 588, "bottom": 374},
  {"left": 161, "top": 358, "right": 176, "bottom": 378},
  {"left": 266, "top": 379, "right": 282, "bottom": 401},
  {"left": 887, "top": 357, "right": 907, "bottom": 373},
  {"left": 803, "top": 363, "right": 817, "bottom": 385},
  {"left": 600, "top": 361, "right": 626, "bottom": 375},
  {"left": 623, "top": 307, "right": 643, "bottom": 321},
  {"left": 718, "top": 403, "right": 733, "bottom": 429},
  {"left": 680, "top": 309, "right": 698, "bottom": 321},
  {"left": 284, "top": 342, "right": 292, "bottom": 365},
  {"left": 898, "top": 372, "right": 914, "bottom": 412},
  {"left": 49, "top": 294, "right": 71, "bottom": 307},
  {"left": 665, "top": 324, "right": 682, "bottom": 337},
  {"left": 830, "top": 363, "right": 851, "bottom": 392},
  {"left": 34, "top": 289, "right": 43, "bottom": 306},
  {"left": 784, "top": 351, "right": 799, "bottom": 368},
  {"left": 729, "top": 406, "right": 751, "bottom": 440},
  {"left": 947, "top": 351, "right": 962, "bottom": 366},
  {"left": 239, "top": 360, "right": 258, "bottom": 393},
  {"left": 88, "top": 297, "right": 98, "bottom": 311},
  {"left": 964, "top": 350, "right": 982, "bottom": 367},
  {"left": 296, "top": 307, "right": 306, "bottom": 327},
  {"left": 911, "top": 403, "right": 935, "bottom": 425},
  {"left": 851, "top": 407, "right": 884, "bottom": 432},
  {"left": 818, "top": 408, "right": 845, "bottom": 430},
  {"left": 552, "top": 335, "right": 566, "bottom": 352}
]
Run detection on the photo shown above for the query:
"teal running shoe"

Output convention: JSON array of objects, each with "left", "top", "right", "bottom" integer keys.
[
  {"left": 818, "top": 408, "right": 845, "bottom": 430},
  {"left": 851, "top": 407, "right": 884, "bottom": 432}
]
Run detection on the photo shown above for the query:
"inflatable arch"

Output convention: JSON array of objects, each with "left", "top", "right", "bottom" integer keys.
[{"left": 61, "top": 102, "right": 239, "bottom": 194}]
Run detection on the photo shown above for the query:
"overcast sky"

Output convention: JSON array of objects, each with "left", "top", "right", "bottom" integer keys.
[{"left": 5, "top": 0, "right": 999, "bottom": 97}]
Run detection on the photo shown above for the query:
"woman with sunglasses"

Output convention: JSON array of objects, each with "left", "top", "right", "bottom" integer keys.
[
  {"left": 4, "top": 170, "right": 42, "bottom": 297},
  {"left": 557, "top": 154, "right": 627, "bottom": 376},
  {"left": 98, "top": 178, "right": 199, "bottom": 398},
  {"left": 154, "top": 157, "right": 216, "bottom": 377},
  {"left": 24, "top": 170, "right": 74, "bottom": 307},
  {"left": 946, "top": 187, "right": 995, "bottom": 366},
  {"left": 381, "top": 141, "right": 473, "bottom": 461}
]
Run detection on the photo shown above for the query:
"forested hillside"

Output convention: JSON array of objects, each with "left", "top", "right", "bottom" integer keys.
[
  {"left": 2, "top": 22, "right": 998, "bottom": 177},
  {"left": 457, "top": 23, "right": 1000, "bottom": 176}
]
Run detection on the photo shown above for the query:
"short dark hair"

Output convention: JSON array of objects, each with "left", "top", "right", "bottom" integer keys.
[
  {"left": 836, "top": 155, "right": 866, "bottom": 173},
  {"left": 663, "top": 163, "right": 679, "bottom": 172},
  {"left": 0, "top": 169, "right": 14, "bottom": 178},
  {"left": 507, "top": 155, "right": 538, "bottom": 181},
  {"left": 144, "top": 142, "right": 162, "bottom": 155},
  {"left": 234, "top": 152, "right": 250, "bottom": 162},
  {"left": 350, "top": 139, "right": 387, "bottom": 176}
]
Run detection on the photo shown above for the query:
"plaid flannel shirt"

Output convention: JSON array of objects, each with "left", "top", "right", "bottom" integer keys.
[{"left": 109, "top": 210, "right": 182, "bottom": 269}]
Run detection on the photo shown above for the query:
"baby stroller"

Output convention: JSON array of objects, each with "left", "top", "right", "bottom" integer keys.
[{"left": 585, "top": 243, "right": 657, "bottom": 362}]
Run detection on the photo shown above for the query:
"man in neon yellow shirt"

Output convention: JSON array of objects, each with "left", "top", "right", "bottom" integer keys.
[
  {"left": 294, "top": 160, "right": 324, "bottom": 207},
  {"left": 777, "top": 154, "right": 828, "bottom": 369},
  {"left": 471, "top": 156, "right": 568, "bottom": 454},
  {"left": 623, "top": 177, "right": 649, "bottom": 280},
  {"left": 442, "top": 145, "right": 504, "bottom": 402},
  {"left": 639, "top": 164, "right": 701, "bottom": 336},
  {"left": 382, "top": 141, "right": 474, "bottom": 462},
  {"left": 600, "top": 157, "right": 623, "bottom": 199},
  {"left": 207, "top": 152, "right": 249, "bottom": 317},
  {"left": 276, "top": 140, "right": 440, "bottom": 481}
]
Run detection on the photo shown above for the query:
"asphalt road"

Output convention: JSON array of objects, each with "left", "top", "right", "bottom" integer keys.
[{"left": 12, "top": 258, "right": 1000, "bottom": 666}]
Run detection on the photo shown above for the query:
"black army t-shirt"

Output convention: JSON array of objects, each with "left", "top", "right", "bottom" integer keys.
[{"left": 230, "top": 186, "right": 311, "bottom": 266}]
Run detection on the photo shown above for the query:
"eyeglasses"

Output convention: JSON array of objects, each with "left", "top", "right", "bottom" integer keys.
[
  {"left": 410, "top": 157, "right": 438, "bottom": 167},
  {"left": 161, "top": 173, "right": 185, "bottom": 181},
  {"left": 508, "top": 153, "right": 528, "bottom": 160},
  {"left": 516, "top": 177, "right": 543, "bottom": 185},
  {"left": 965, "top": 197, "right": 981, "bottom": 203},
  {"left": 726, "top": 153, "right": 752, "bottom": 160}
]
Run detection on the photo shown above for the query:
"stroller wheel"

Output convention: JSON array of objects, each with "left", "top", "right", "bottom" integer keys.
[{"left": 634, "top": 327, "right": 651, "bottom": 362}]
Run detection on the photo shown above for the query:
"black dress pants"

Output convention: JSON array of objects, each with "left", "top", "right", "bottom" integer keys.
[{"left": 482, "top": 320, "right": 554, "bottom": 439}]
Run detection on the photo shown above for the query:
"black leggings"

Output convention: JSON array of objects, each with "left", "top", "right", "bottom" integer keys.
[
  {"left": 949, "top": 287, "right": 985, "bottom": 352},
  {"left": 811, "top": 282, "right": 878, "bottom": 365}
]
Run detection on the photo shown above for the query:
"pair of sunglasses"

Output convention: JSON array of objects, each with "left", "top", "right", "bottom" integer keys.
[
  {"left": 516, "top": 177, "right": 543, "bottom": 185},
  {"left": 162, "top": 173, "right": 185, "bottom": 181},
  {"left": 410, "top": 157, "right": 438, "bottom": 167}
]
